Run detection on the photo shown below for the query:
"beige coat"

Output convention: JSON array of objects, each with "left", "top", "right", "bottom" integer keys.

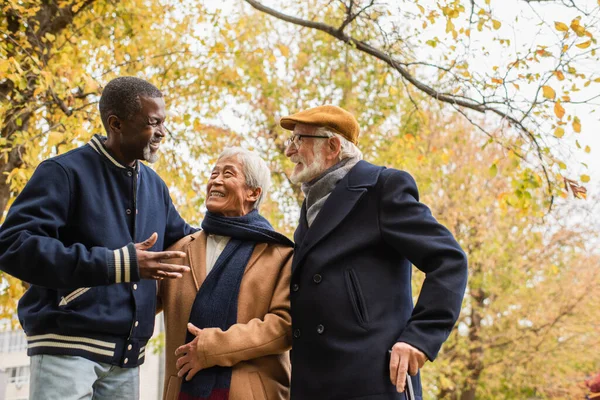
[{"left": 158, "top": 231, "right": 293, "bottom": 400}]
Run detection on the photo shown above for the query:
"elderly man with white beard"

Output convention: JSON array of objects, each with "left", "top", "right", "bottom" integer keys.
[{"left": 281, "top": 105, "right": 468, "bottom": 400}]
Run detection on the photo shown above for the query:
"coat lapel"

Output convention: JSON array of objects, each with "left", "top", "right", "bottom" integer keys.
[
  {"left": 292, "top": 161, "right": 384, "bottom": 273},
  {"left": 186, "top": 231, "right": 269, "bottom": 290},
  {"left": 187, "top": 231, "right": 207, "bottom": 291}
]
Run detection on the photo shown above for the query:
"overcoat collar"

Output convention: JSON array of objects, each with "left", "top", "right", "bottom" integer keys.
[{"left": 292, "top": 160, "right": 384, "bottom": 273}]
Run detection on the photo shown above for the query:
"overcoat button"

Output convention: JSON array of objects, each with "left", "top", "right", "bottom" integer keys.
[
  {"left": 316, "top": 324, "right": 325, "bottom": 334},
  {"left": 313, "top": 274, "right": 322, "bottom": 283},
  {"left": 292, "top": 284, "right": 299, "bottom": 292},
  {"left": 126, "top": 209, "right": 132, "bottom": 215},
  {"left": 293, "top": 329, "right": 301, "bottom": 338}
]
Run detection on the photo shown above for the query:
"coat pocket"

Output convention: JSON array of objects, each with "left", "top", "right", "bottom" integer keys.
[
  {"left": 248, "top": 371, "right": 268, "bottom": 400},
  {"left": 345, "top": 269, "right": 369, "bottom": 328},
  {"left": 58, "top": 287, "right": 91, "bottom": 306}
]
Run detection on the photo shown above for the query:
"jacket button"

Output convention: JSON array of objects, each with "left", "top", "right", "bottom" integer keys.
[
  {"left": 316, "top": 324, "right": 325, "bottom": 334},
  {"left": 124, "top": 358, "right": 129, "bottom": 364},
  {"left": 313, "top": 274, "right": 322, "bottom": 283},
  {"left": 127, "top": 171, "right": 132, "bottom": 177},
  {"left": 126, "top": 209, "right": 132, "bottom": 215},
  {"left": 127, "top": 344, "right": 132, "bottom": 350},
  {"left": 293, "top": 329, "right": 301, "bottom": 338},
  {"left": 291, "top": 283, "right": 299, "bottom": 292},
  {"left": 133, "top": 284, "right": 138, "bottom": 290}
]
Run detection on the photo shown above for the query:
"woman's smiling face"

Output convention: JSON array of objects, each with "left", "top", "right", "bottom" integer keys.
[{"left": 205, "top": 155, "right": 260, "bottom": 217}]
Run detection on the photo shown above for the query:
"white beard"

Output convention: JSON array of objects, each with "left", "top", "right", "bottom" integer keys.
[
  {"left": 143, "top": 143, "right": 159, "bottom": 164},
  {"left": 290, "top": 151, "right": 325, "bottom": 184}
]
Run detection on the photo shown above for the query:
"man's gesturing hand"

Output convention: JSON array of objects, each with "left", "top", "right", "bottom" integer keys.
[
  {"left": 389, "top": 342, "right": 427, "bottom": 393},
  {"left": 135, "top": 232, "right": 189, "bottom": 280}
]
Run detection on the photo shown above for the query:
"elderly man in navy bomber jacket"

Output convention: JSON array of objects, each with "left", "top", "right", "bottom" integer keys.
[{"left": 0, "top": 77, "right": 196, "bottom": 400}]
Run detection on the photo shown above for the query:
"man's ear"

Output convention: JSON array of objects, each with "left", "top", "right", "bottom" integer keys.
[
  {"left": 107, "top": 115, "right": 122, "bottom": 135},
  {"left": 246, "top": 186, "right": 262, "bottom": 203},
  {"left": 327, "top": 136, "right": 342, "bottom": 161}
]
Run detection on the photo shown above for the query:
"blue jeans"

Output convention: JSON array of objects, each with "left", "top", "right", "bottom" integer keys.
[{"left": 29, "top": 355, "right": 139, "bottom": 400}]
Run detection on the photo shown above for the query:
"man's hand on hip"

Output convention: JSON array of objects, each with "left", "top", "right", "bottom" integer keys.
[
  {"left": 389, "top": 342, "right": 427, "bottom": 393},
  {"left": 135, "top": 232, "right": 189, "bottom": 280}
]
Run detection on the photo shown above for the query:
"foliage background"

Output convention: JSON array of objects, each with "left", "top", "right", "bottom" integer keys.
[{"left": 1, "top": 0, "right": 599, "bottom": 398}]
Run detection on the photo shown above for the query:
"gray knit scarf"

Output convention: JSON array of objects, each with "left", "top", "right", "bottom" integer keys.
[{"left": 301, "top": 156, "right": 361, "bottom": 227}]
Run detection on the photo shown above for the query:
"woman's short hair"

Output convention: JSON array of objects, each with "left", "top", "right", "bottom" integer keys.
[{"left": 217, "top": 147, "right": 271, "bottom": 210}]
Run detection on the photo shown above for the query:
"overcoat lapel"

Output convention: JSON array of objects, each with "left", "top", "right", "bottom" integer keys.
[
  {"left": 292, "top": 161, "right": 384, "bottom": 274},
  {"left": 187, "top": 231, "right": 207, "bottom": 291},
  {"left": 186, "top": 231, "right": 269, "bottom": 291}
]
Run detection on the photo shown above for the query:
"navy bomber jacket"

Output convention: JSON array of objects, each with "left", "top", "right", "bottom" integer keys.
[{"left": 0, "top": 134, "right": 196, "bottom": 367}]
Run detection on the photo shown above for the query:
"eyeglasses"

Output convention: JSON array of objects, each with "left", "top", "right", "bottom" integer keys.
[{"left": 284, "top": 134, "right": 331, "bottom": 148}]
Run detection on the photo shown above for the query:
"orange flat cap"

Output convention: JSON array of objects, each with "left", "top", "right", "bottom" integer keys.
[{"left": 279, "top": 105, "right": 359, "bottom": 145}]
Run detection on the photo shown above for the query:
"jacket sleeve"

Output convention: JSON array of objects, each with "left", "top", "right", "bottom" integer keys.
[
  {"left": 194, "top": 247, "right": 293, "bottom": 368},
  {"left": 0, "top": 160, "right": 137, "bottom": 288},
  {"left": 379, "top": 169, "right": 468, "bottom": 361},
  {"left": 163, "top": 186, "right": 198, "bottom": 250}
]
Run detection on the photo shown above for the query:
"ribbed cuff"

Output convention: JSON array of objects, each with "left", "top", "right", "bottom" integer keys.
[{"left": 107, "top": 243, "right": 140, "bottom": 283}]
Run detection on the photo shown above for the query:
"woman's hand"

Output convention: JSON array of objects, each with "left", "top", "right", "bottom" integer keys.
[{"left": 175, "top": 323, "right": 204, "bottom": 381}]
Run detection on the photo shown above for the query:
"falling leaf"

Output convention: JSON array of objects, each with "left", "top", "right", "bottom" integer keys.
[
  {"left": 542, "top": 85, "right": 556, "bottom": 99},
  {"left": 554, "top": 22, "right": 569, "bottom": 32},
  {"left": 492, "top": 20, "right": 501, "bottom": 30},
  {"left": 581, "top": 174, "right": 590, "bottom": 183},
  {"left": 489, "top": 163, "right": 498, "bottom": 177},
  {"left": 554, "top": 101, "right": 565, "bottom": 119},
  {"left": 554, "top": 127, "right": 565, "bottom": 138},
  {"left": 573, "top": 117, "right": 581, "bottom": 133}
]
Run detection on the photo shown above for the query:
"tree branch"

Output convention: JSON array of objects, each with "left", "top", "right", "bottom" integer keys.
[{"left": 244, "top": 0, "right": 557, "bottom": 205}]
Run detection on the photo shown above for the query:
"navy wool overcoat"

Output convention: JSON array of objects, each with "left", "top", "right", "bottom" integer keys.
[{"left": 290, "top": 160, "right": 468, "bottom": 400}]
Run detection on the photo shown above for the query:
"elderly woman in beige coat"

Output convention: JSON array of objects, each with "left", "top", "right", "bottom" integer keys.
[{"left": 158, "top": 147, "right": 293, "bottom": 400}]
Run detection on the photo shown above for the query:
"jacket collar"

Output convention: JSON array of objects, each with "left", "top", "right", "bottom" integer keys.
[
  {"left": 88, "top": 134, "right": 138, "bottom": 170},
  {"left": 292, "top": 160, "right": 384, "bottom": 273},
  {"left": 185, "top": 231, "right": 269, "bottom": 291}
]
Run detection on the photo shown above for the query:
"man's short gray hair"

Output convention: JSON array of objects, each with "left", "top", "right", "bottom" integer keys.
[
  {"left": 217, "top": 147, "right": 271, "bottom": 210},
  {"left": 314, "top": 127, "right": 363, "bottom": 161}
]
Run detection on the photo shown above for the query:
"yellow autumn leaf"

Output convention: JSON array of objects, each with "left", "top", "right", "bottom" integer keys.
[
  {"left": 277, "top": 44, "right": 290, "bottom": 57},
  {"left": 581, "top": 175, "right": 590, "bottom": 183},
  {"left": 554, "top": 22, "right": 569, "bottom": 32},
  {"left": 554, "top": 127, "right": 565, "bottom": 138},
  {"left": 585, "top": 146, "right": 591, "bottom": 153},
  {"left": 492, "top": 20, "right": 501, "bottom": 30},
  {"left": 576, "top": 41, "right": 591, "bottom": 49},
  {"left": 570, "top": 20, "right": 585, "bottom": 36},
  {"left": 47, "top": 131, "right": 64, "bottom": 147},
  {"left": 542, "top": 85, "right": 556, "bottom": 99},
  {"left": 555, "top": 71, "right": 565, "bottom": 81},
  {"left": 573, "top": 117, "right": 581, "bottom": 133},
  {"left": 554, "top": 101, "right": 565, "bottom": 119}
]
